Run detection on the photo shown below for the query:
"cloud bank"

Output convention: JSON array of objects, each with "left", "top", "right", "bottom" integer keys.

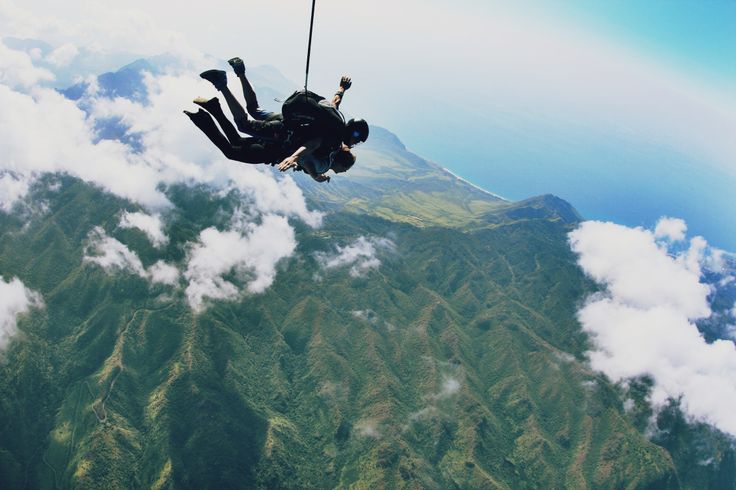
[
  {"left": 0, "top": 34, "right": 323, "bottom": 311},
  {"left": 315, "top": 236, "right": 394, "bottom": 277},
  {"left": 0, "top": 277, "right": 43, "bottom": 351},
  {"left": 569, "top": 218, "right": 736, "bottom": 436}
]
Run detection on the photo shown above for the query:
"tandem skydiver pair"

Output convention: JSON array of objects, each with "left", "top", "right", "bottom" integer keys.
[{"left": 185, "top": 57, "right": 369, "bottom": 183}]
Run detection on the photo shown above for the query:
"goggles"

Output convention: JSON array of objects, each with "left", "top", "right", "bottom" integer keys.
[{"left": 349, "top": 130, "right": 364, "bottom": 147}]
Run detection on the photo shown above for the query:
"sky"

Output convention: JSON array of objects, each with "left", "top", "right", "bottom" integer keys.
[{"left": 3, "top": 0, "right": 732, "bottom": 248}]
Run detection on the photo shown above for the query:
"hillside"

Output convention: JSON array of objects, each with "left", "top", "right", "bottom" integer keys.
[
  {"left": 0, "top": 60, "right": 734, "bottom": 489},
  {"left": 0, "top": 174, "right": 679, "bottom": 489}
]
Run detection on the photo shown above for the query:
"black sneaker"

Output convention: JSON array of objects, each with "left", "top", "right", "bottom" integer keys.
[
  {"left": 228, "top": 57, "right": 245, "bottom": 76},
  {"left": 193, "top": 96, "right": 220, "bottom": 113},
  {"left": 183, "top": 108, "right": 209, "bottom": 123},
  {"left": 199, "top": 69, "right": 227, "bottom": 90}
]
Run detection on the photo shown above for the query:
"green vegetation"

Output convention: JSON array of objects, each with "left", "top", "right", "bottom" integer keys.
[{"left": 0, "top": 132, "right": 732, "bottom": 488}]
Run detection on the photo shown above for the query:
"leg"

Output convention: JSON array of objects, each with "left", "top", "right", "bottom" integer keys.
[
  {"left": 219, "top": 85, "right": 250, "bottom": 128},
  {"left": 195, "top": 97, "right": 286, "bottom": 142},
  {"left": 227, "top": 57, "right": 276, "bottom": 121},
  {"left": 237, "top": 74, "right": 273, "bottom": 120},
  {"left": 200, "top": 68, "right": 251, "bottom": 130},
  {"left": 184, "top": 109, "right": 279, "bottom": 164},
  {"left": 194, "top": 97, "right": 245, "bottom": 146},
  {"left": 218, "top": 83, "right": 276, "bottom": 134}
]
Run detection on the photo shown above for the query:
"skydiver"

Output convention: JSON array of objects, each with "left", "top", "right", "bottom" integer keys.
[
  {"left": 198, "top": 57, "right": 367, "bottom": 172},
  {"left": 187, "top": 96, "right": 352, "bottom": 183}
]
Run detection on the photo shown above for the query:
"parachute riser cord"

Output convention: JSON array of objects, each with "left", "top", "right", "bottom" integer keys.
[{"left": 304, "top": 0, "right": 317, "bottom": 92}]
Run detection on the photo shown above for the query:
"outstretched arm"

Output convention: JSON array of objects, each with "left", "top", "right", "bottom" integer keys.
[
  {"left": 277, "top": 138, "right": 322, "bottom": 172},
  {"left": 331, "top": 76, "right": 351, "bottom": 109}
]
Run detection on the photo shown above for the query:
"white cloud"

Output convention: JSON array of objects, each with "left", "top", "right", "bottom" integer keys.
[
  {"left": 0, "top": 276, "right": 43, "bottom": 351},
  {"left": 654, "top": 217, "right": 687, "bottom": 242},
  {"left": 119, "top": 211, "right": 168, "bottom": 247},
  {"left": 570, "top": 219, "right": 736, "bottom": 436},
  {"left": 0, "top": 46, "right": 322, "bottom": 305},
  {"left": 84, "top": 227, "right": 179, "bottom": 285},
  {"left": 0, "top": 172, "right": 30, "bottom": 212},
  {"left": 0, "top": 83, "right": 170, "bottom": 208},
  {"left": 0, "top": 41, "right": 323, "bottom": 225},
  {"left": 0, "top": 0, "right": 193, "bottom": 60},
  {"left": 570, "top": 221, "right": 710, "bottom": 318},
  {"left": 45, "top": 42, "right": 78, "bottom": 67},
  {"left": 0, "top": 46, "right": 321, "bottom": 311},
  {"left": 432, "top": 376, "right": 461, "bottom": 400},
  {"left": 84, "top": 226, "right": 146, "bottom": 276},
  {"left": 315, "top": 236, "right": 394, "bottom": 277},
  {"left": 183, "top": 214, "right": 296, "bottom": 311},
  {"left": 147, "top": 260, "right": 179, "bottom": 285},
  {"left": 0, "top": 40, "right": 54, "bottom": 89}
]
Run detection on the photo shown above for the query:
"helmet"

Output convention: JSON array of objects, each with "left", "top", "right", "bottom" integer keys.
[{"left": 346, "top": 118, "right": 369, "bottom": 145}]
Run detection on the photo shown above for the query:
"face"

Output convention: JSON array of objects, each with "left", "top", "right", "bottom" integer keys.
[{"left": 330, "top": 147, "right": 355, "bottom": 173}]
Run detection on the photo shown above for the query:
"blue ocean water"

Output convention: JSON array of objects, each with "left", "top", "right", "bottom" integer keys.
[{"left": 396, "top": 118, "right": 735, "bottom": 251}]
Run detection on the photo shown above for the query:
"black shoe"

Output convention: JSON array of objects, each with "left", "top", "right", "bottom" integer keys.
[
  {"left": 193, "top": 96, "right": 220, "bottom": 113},
  {"left": 184, "top": 108, "right": 209, "bottom": 123},
  {"left": 199, "top": 69, "right": 227, "bottom": 90},
  {"left": 228, "top": 57, "right": 245, "bottom": 76}
]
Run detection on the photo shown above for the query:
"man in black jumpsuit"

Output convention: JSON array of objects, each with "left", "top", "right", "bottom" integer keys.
[{"left": 194, "top": 57, "right": 367, "bottom": 179}]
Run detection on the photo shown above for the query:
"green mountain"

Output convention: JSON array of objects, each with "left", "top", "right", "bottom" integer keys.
[{"left": 0, "top": 127, "right": 733, "bottom": 489}]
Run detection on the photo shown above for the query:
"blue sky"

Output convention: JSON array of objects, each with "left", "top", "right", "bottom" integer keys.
[{"left": 549, "top": 0, "right": 736, "bottom": 86}]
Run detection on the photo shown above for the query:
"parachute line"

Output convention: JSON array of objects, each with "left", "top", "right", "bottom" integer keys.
[{"left": 305, "top": 0, "right": 317, "bottom": 91}]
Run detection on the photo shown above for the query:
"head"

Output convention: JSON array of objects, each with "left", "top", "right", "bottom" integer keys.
[
  {"left": 345, "top": 118, "right": 369, "bottom": 147},
  {"left": 330, "top": 146, "right": 356, "bottom": 173}
]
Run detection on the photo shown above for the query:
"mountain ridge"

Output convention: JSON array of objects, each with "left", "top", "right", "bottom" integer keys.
[{"left": 0, "top": 58, "right": 734, "bottom": 489}]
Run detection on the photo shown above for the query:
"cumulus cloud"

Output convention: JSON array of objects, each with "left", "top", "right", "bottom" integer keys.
[
  {"left": 0, "top": 276, "right": 43, "bottom": 351},
  {"left": 571, "top": 220, "right": 710, "bottom": 318},
  {"left": 147, "top": 260, "right": 179, "bottom": 286},
  {"left": 0, "top": 40, "right": 54, "bottom": 89},
  {"left": 315, "top": 236, "right": 394, "bottom": 277},
  {"left": 569, "top": 218, "right": 736, "bottom": 436},
  {"left": 119, "top": 211, "right": 168, "bottom": 247},
  {"left": 0, "top": 82, "right": 171, "bottom": 208},
  {"left": 84, "top": 227, "right": 179, "bottom": 285},
  {"left": 654, "top": 217, "right": 687, "bottom": 242},
  {"left": 84, "top": 226, "right": 146, "bottom": 275},
  {"left": 183, "top": 214, "right": 296, "bottom": 311}
]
